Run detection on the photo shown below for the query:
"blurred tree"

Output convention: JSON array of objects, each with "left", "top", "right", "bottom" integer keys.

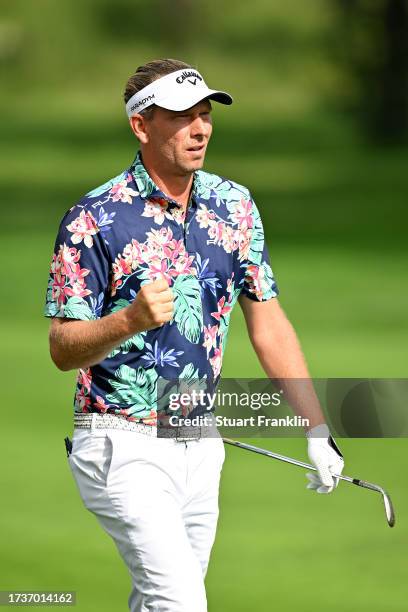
[
  {"left": 333, "top": 0, "right": 408, "bottom": 144},
  {"left": 153, "top": 0, "right": 198, "bottom": 51},
  {"left": 89, "top": 0, "right": 202, "bottom": 53}
]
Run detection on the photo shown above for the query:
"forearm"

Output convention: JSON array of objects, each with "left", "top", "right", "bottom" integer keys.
[
  {"left": 251, "top": 321, "right": 326, "bottom": 430},
  {"left": 49, "top": 309, "right": 134, "bottom": 371}
]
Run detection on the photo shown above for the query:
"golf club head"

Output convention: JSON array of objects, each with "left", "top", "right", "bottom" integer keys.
[
  {"left": 355, "top": 479, "right": 396, "bottom": 528},
  {"left": 381, "top": 489, "right": 396, "bottom": 527}
]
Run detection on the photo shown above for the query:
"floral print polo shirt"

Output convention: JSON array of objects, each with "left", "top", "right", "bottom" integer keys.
[{"left": 44, "top": 151, "right": 279, "bottom": 424}]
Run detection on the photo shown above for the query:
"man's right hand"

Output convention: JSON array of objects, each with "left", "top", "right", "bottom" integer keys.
[{"left": 125, "top": 278, "right": 175, "bottom": 334}]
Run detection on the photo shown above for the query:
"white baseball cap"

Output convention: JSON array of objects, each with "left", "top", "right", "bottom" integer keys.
[{"left": 125, "top": 68, "right": 233, "bottom": 117}]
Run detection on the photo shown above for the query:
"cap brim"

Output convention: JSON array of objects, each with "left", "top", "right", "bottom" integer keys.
[{"left": 156, "top": 88, "right": 233, "bottom": 112}]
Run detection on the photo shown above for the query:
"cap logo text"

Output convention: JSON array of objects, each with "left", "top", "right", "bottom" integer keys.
[
  {"left": 130, "top": 93, "right": 155, "bottom": 112},
  {"left": 176, "top": 71, "right": 203, "bottom": 86}
]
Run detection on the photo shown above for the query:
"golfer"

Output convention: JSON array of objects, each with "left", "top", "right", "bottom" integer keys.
[{"left": 44, "top": 58, "right": 344, "bottom": 611}]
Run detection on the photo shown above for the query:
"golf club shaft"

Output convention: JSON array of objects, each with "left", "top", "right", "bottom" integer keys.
[
  {"left": 223, "top": 437, "right": 374, "bottom": 488},
  {"left": 222, "top": 437, "right": 395, "bottom": 527}
]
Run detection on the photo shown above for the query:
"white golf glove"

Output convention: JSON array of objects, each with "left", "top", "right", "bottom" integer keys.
[{"left": 306, "top": 424, "right": 344, "bottom": 494}]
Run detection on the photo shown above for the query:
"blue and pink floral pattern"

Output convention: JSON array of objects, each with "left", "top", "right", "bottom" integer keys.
[{"left": 44, "top": 152, "right": 278, "bottom": 423}]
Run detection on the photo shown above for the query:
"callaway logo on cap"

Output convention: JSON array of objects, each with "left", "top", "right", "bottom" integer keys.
[
  {"left": 175, "top": 70, "right": 203, "bottom": 85},
  {"left": 125, "top": 68, "right": 233, "bottom": 117}
]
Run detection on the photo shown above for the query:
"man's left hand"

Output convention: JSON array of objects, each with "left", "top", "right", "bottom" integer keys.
[{"left": 306, "top": 424, "right": 344, "bottom": 494}]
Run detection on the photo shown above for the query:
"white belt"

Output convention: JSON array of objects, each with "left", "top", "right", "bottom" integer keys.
[
  {"left": 74, "top": 413, "right": 157, "bottom": 436},
  {"left": 73, "top": 412, "right": 215, "bottom": 441}
]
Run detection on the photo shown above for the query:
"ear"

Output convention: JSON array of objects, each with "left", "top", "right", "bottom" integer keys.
[{"left": 129, "top": 114, "right": 149, "bottom": 144}]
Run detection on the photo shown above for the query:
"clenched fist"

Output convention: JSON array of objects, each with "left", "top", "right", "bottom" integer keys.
[{"left": 124, "top": 278, "right": 174, "bottom": 334}]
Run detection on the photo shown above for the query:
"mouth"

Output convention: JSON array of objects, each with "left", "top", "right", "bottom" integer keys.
[{"left": 186, "top": 144, "right": 206, "bottom": 153}]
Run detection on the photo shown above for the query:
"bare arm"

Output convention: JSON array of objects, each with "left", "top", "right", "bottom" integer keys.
[
  {"left": 49, "top": 279, "right": 174, "bottom": 371},
  {"left": 50, "top": 311, "right": 134, "bottom": 371},
  {"left": 238, "top": 294, "right": 326, "bottom": 430}
]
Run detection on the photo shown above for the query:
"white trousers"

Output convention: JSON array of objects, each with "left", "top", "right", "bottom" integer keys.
[{"left": 68, "top": 426, "right": 225, "bottom": 612}]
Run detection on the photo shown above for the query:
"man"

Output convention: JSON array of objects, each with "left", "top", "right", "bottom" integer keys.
[{"left": 45, "top": 59, "right": 344, "bottom": 611}]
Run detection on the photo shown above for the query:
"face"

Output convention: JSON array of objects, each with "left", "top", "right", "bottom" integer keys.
[{"left": 131, "top": 99, "right": 213, "bottom": 176}]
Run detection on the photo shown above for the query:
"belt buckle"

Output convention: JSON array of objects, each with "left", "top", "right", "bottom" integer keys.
[{"left": 175, "top": 425, "right": 201, "bottom": 442}]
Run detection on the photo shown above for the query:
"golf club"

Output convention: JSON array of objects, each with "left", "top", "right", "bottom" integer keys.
[{"left": 223, "top": 437, "right": 395, "bottom": 528}]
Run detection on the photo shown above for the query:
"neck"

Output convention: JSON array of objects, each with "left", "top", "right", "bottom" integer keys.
[{"left": 141, "top": 154, "right": 194, "bottom": 210}]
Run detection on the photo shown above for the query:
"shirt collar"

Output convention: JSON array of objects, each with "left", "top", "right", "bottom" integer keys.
[{"left": 131, "top": 150, "right": 203, "bottom": 206}]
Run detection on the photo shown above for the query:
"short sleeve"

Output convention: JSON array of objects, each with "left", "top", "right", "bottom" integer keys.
[
  {"left": 44, "top": 206, "right": 110, "bottom": 320},
  {"left": 240, "top": 196, "right": 279, "bottom": 302}
]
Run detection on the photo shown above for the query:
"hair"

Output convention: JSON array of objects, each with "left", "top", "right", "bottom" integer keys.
[{"left": 124, "top": 58, "right": 193, "bottom": 119}]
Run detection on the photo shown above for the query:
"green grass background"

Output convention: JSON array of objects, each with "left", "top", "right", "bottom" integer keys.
[{"left": 1, "top": 0, "right": 407, "bottom": 610}]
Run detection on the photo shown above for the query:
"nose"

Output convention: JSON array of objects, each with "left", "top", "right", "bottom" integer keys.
[{"left": 190, "top": 114, "right": 211, "bottom": 139}]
